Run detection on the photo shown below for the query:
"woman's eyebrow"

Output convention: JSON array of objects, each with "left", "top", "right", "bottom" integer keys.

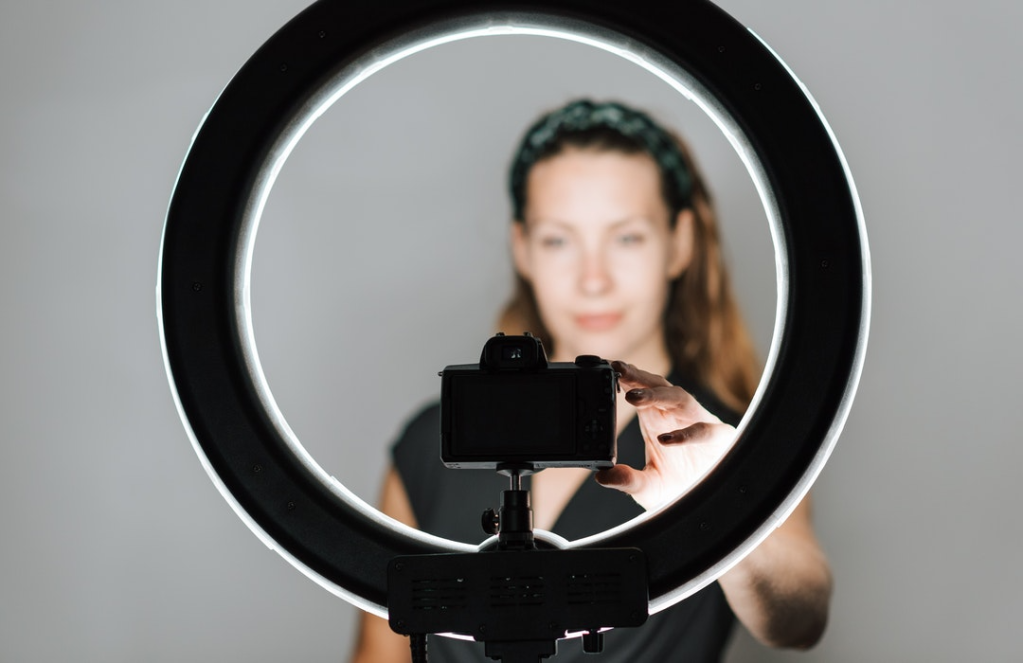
[
  {"left": 527, "top": 215, "right": 654, "bottom": 229},
  {"left": 609, "top": 216, "right": 656, "bottom": 229},
  {"left": 524, "top": 217, "right": 573, "bottom": 230}
]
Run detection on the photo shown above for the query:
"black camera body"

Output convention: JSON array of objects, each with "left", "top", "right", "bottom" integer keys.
[{"left": 440, "top": 334, "right": 618, "bottom": 471}]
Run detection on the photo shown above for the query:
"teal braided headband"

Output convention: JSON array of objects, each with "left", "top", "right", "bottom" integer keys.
[{"left": 509, "top": 99, "right": 694, "bottom": 220}]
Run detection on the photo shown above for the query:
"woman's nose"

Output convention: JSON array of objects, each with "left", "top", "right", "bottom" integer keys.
[{"left": 578, "top": 249, "right": 612, "bottom": 295}]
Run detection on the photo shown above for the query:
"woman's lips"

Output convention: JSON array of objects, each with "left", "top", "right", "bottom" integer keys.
[{"left": 575, "top": 313, "right": 623, "bottom": 331}]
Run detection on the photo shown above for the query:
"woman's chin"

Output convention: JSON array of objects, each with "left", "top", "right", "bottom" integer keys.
[{"left": 557, "top": 336, "right": 628, "bottom": 363}]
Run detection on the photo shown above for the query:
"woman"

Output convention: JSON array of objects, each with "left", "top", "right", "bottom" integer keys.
[{"left": 351, "top": 100, "right": 832, "bottom": 661}]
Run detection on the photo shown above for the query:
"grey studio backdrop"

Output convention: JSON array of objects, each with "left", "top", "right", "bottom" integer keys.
[{"left": 1, "top": 1, "right": 1020, "bottom": 661}]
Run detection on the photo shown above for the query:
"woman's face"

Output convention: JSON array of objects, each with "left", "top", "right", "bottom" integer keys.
[{"left": 512, "top": 147, "right": 694, "bottom": 366}]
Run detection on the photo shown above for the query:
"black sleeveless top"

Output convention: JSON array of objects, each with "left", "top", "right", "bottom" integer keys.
[{"left": 392, "top": 371, "right": 739, "bottom": 662}]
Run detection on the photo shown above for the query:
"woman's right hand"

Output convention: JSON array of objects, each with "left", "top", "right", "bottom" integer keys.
[{"left": 594, "top": 361, "right": 736, "bottom": 511}]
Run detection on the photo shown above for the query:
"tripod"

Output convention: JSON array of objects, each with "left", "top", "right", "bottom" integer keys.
[{"left": 388, "top": 466, "right": 648, "bottom": 662}]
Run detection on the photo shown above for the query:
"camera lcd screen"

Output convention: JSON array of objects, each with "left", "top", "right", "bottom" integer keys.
[{"left": 447, "top": 373, "right": 575, "bottom": 458}]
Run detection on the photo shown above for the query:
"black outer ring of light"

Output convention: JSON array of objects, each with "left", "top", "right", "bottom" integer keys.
[{"left": 161, "top": 0, "right": 865, "bottom": 611}]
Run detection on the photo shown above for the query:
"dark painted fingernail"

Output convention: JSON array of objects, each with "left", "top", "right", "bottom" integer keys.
[
  {"left": 658, "top": 432, "right": 673, "bottom": 443},
  {"left": 627, "top": 388, "right": 646, "bottom": 401}
]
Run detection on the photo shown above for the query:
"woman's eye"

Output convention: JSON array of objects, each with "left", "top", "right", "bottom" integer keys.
[
  {"left": 539, "top": 235, "right": 567, "bottom": 248},
  {"left": 618, "top": 233, "right": 645, "bottom": 246}
]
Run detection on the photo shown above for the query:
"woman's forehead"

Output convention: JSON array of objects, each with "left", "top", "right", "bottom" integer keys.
[{"left": 524, "top": 149, "right": 669, "bottom": 224}]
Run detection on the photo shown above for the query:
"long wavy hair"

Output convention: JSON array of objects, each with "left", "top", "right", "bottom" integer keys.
[{"left": 498, "top": 102, "right": 761, "bottom": 412}]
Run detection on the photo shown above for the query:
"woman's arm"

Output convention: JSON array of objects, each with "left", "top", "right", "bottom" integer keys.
[
  {"left": 595, "top": 361, "right": 832, "bottom": 649},
  {"left": 349, "top": 468, "right": 418, "bottom": 663},
  {"left": 717, "top": 495, "right": 832, "bottom": 648}
]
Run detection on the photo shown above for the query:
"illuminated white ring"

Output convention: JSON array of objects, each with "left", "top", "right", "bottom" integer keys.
[{"left": 158, "top": 0, "right": 870, "bottom": 618}]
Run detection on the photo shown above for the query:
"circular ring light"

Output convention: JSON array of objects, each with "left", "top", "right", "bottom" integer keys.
[{"left": 159, "top": 0, "right": 869, "bottom": 618}]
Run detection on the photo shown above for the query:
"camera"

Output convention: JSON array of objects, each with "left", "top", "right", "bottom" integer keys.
[{"left": 439, "top": 333, "right": 618, "bottom": 471}]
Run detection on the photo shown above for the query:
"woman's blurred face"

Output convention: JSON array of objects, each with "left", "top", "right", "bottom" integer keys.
[{"left": 512, "top": 147, "right": 693, "bottom": 367}]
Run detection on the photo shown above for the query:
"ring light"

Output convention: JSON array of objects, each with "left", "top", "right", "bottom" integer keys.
[{"left": 159, "top": 0, "right": 869, "bottom": 618}]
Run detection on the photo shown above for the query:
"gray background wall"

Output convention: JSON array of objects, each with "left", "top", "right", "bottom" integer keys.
[{"left": 1, "top": 1, "right": 1020, "bottom": 661}]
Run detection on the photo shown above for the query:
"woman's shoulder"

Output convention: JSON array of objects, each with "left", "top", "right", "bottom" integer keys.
[
  {"left": 392, "top": 400, "right": 441, "bottom": 459},
  {"left": 398, "top": 400, "right": 441, "bottom": 434}
]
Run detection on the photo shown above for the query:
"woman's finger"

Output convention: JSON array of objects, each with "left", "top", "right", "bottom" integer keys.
[
  {"left": 656, "top": 422, "right": 720, "bottom": 445},
  {"left": 624, "top": 384, "right": 695, "bottom": 409},
  {"left": 627, "top": 385, "right": 721, "bottom": 426},
  {"left": 611, "top": 360, "right": 671, "bottom": 390},
  {"left": 594, "top": 464, "right": 646, "bottom": 496}
]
